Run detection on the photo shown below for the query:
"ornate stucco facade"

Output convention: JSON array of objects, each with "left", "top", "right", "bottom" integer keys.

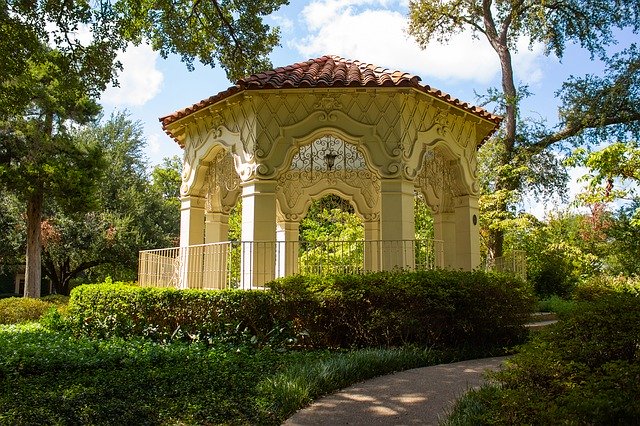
[{"left": 160, "top": 56, "right": 501, "bottom": 287}]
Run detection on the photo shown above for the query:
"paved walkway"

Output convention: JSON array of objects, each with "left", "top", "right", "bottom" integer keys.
[{"left": 283, "top": 356, "right": 509, "bottom": 426}]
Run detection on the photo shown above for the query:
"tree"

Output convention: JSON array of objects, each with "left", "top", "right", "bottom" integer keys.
[
  {"left": 40, "top": 114, "right": 180, "bottom": 294},
  {"left": 1, "top": 0, "right": 289, "bottom": 297},
  {"left": 115, "top": 0, "right": 290, "bottom": 81},
  {"left": 408, "top": 0, "right": 640, "bottom": 259}
]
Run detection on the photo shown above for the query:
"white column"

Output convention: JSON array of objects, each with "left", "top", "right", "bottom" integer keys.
[
  {"left": 179, "top": 195, "right": 205, "bottom": 289},
  {"left": 203, "top": 212, "right": 229, "bottom": 289},
  {"left": 380, "top": 180, "right": 415, "bottom": 270},
  {"left": 205, "top": 212, "right": 229, "bottom": 243},
  {"left": 434, "top": 211, "right": 456, "bottom": 269},
  {"left": 276, "top": 221, "right": 300, "bottom": 278},
  {"left": 240, "top": 180, "right": 277, "bottom": 288},
  {"left": 454, "top": 195, "right": 481, "bottom": 271},
  {"left": 364, "top": 219, "right": 380, "bottom": 271}
]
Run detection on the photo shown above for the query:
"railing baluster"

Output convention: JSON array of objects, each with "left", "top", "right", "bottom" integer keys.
[{"left": 138, "top": 238, "right": 445, "bottom": 289}]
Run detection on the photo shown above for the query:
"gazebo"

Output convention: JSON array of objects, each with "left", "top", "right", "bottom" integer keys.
[{"left": 139, "top": 55, "right": 501, "bottom": 289}]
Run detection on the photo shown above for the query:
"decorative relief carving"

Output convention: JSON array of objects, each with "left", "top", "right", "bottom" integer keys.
[
  {"left": 314, "top": 96, "right": 343, "bottom": 111},
  {"left": 414, "top": 149, "right": 466, "bottom": 213},
  {"left": 205, "top": 150, "right": 241, "bottom": 213},
  {"left": 276, "top": 135, "right": 380, "bottom": 221}
]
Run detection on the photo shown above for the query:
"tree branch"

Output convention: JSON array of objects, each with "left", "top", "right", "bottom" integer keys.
[
  {"left": 209, "top": 0, "right": 244, "bottom": 54},
  {"left": 529, "top": 112, "right": 640, "bottom": 154}
]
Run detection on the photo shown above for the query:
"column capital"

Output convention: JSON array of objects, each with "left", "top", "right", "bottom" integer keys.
[
  {"left": 453, "top": 194, "right": 479, "bottom": 209},
  {"left": 241, "top": 179, "right": 278, "bottom": 195},
  {"left": 180, "top": 195, "right": 206, "bottom": 210}
]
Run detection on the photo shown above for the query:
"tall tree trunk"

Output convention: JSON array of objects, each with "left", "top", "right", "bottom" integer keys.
[
  {"left": 24, "top": 187, "right": 43, "bottom": 298},
  {"left": 483, "top": 13, "right": 519, "bottom": 260}
]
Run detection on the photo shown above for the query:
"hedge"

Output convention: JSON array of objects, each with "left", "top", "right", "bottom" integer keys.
[{"left": 67, "top": 270, "right": 535, "bottom": 349}]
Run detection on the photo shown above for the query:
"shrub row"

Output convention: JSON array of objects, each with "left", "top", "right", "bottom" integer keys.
[
  {"left": 446, "top": 290, "right": 640, "bottom": 425},
  {"left": 67, "top": 270, "right": 535, "bottom": 349}
]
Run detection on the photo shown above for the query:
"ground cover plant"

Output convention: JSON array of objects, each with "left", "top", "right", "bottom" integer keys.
[
  {"left": 0, "top": 322, "right": 470, "bottom": 425},
  {"left": 445, "top": 284, "right": 640, "bottom": 425}
]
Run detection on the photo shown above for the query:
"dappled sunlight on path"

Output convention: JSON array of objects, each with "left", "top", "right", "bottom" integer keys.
[{"left": 284, "top": 356, "right": 509, "bottom": 425}]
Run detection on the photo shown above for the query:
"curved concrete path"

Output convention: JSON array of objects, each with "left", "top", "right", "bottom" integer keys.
[{"left": 283, "top": 356, "right": 509, "bottom": 425}]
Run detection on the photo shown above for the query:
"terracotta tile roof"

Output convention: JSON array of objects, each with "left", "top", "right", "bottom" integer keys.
[{"left": 160, "top": 55, "right": 501, "bottom": 143}]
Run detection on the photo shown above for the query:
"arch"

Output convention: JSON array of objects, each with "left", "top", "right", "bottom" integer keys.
[
  {"left": 258, "top": 110, "right": 398, "bottom": 179},
  {"left": 275, "top": 133, "right": 381, "bottom": 222},
  {"left": 181, "top": 125, "right": 243, "bottom": 197}
]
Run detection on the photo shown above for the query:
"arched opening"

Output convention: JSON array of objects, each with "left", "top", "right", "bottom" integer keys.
[{"left": 298, "top": 194, "right": 364, "bottom": 275}]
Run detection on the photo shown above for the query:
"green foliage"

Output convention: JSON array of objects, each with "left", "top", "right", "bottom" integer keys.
[
  {"left": 114, "top": 0, "right": 289, "bottom": 81},
  {"left": 537, "top": 296, "right": 576, "bottom": 318},
  {"left": 299, "top": 195, "right": 364, "bottom": 274},
  {"left": 505, "top": 211, "right": 608, "bottom": 297},
  {"left": 445, "top": 291, "right": 640, "bottom": 425},
  {"left": 409, "top": 0, "right": 639, "bottom": 260},
  {"left": 0, "top": 325, "right": 290, "bottom": 425},
  {"left": 67, "top": 271, "right": 535, "bottom": 351},
  {"left": 605, "top": 203, "right": 640, "bottom": 275},
  {"left": 573, "top": 275, "right": 640, "bottom": 301},
  {"left": 67, "top": 282, "right": 290, "bottom": 346},
  {"left": 0, "top": 324, "right": 481, "bottom": 425},
  {"left": 0, "top": 297, "right": 53, "bottom": 325},
  {"left": 36, "top": 113, "right": 180, "bottom": 293},
  {"left": 408, "top": 1, "right": 637, "bottom": 59}
]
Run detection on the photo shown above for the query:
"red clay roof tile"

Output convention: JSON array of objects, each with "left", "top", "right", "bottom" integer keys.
[{"left": 160, "top": 55, "right": 501, "bottom": 144}]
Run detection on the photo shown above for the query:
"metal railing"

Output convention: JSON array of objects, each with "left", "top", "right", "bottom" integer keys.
[
  {"left": 139, "top": 239, "right": 444, "bottom": 290},
  {"left": 490, "top": 250, "right": 527, "bottom": 281}
]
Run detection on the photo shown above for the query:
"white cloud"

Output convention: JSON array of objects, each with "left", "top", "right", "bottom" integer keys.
[
  {"left": 295, "top": 0, "right": 547, "bottom": 86},
  {"left": 512, "top": 38, "right": 546, "bottom": 85},
  {"left": 147, "top": 132, "right": 162, "bottom": 155},
  {"left": 269, "top": 14, "right": 294, "bottom": 33},
  {"left": 102, "top": 43, "right": 164, "bottom": 107}
]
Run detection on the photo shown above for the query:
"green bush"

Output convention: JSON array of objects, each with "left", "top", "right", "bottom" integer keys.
[
  {"left": 445, "top": 291, "right": 640, "bottom": 425},
  {"left": 573, "top": 274, "right": 640, "bottom": 301},
  {"left": 0, "top": 297, "right": 54, "bottom": 324},
  {"left": 270, "top": 270, "right": 535, "bottom": 349},
  {"left": 68, "top": 271, "right": 535, "bottom": 350},
  {"left": 67, "top": 283, "right": 286, "bottom": 345},
  {"left": 528, "top": 250, "right": 578, "bottom": 298}
]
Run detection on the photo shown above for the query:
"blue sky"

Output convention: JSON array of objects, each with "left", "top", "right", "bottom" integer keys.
[{"left": 98, "top": 0, "right": 635, "bottom": 215}]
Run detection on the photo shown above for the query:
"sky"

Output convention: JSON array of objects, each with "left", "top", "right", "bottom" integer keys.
[{"left": 98, "top": 0, "right": 635, "bottom": 217}]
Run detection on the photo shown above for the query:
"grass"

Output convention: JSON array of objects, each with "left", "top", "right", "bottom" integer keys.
[{"left": 0, "top": 322, "right": 480, "bottom": 425}]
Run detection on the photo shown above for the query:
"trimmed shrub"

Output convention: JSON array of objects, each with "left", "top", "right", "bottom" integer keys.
[
  {"left": 68, "top": 271, "right": 535, "bottom": 350},
  {"left": 0, "top": 297, "right": 53, "bottom": 324},
  {"left": 445, "top": 291, "right": 640, "bottom": 425},
  {"left": 67, "top": 284, "right": 286, "bottom": 345},
  {"left": 270, "top": 270, "right": 535, "bottom": 349}
]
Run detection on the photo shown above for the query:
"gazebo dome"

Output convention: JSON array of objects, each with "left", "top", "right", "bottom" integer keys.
[{"left": 151, "top": 56, "right": 502, "bottom": 289}]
